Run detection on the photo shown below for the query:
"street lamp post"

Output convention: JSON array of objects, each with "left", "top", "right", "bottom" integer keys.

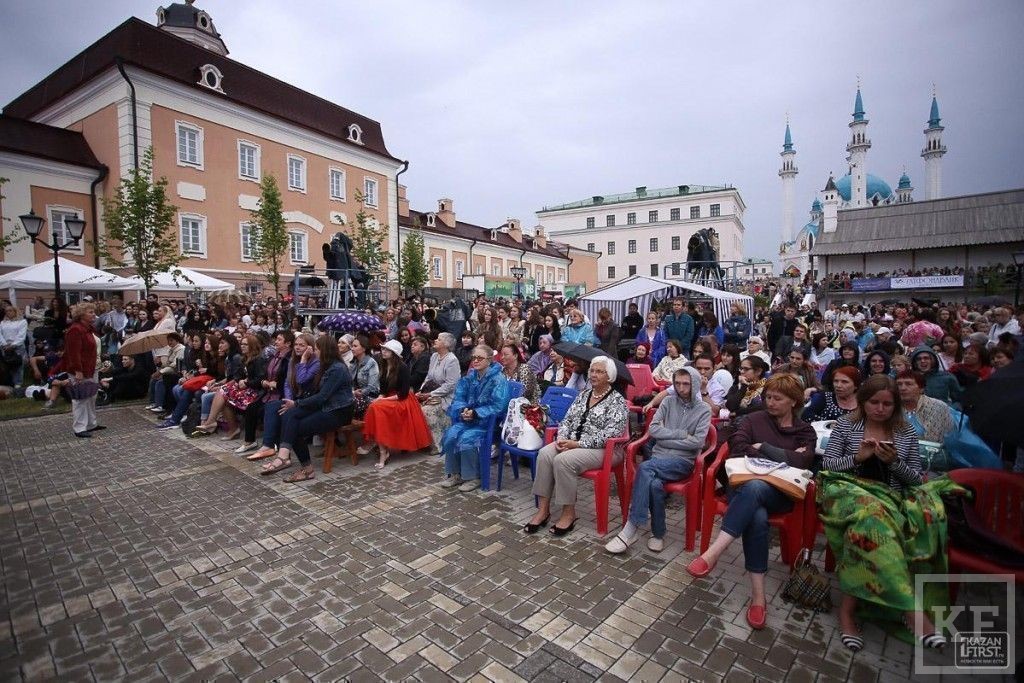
[
  {"left": 1012, "top": 251, "right": 1024, "bottom": 309},
  {"left": 19, "top": 209, "right": 87, "bottom": 303},
  {"left": 510, "top": 265, "right": 526, "bottom": 299}
]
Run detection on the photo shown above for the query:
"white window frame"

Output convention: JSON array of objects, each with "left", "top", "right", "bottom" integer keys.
[
  {"left": 237, "top": 140, "right": 260, "bottom": 182},
  {"left": 287, "top": 154, "right": 307, "bottom": 192},
  {"left": 475, "top": 264, "right": 484, "bottom": 275},
  {"left": 455, "top": 259, "right": 465, "bottom": 280},
  {"left": 239, "top": 222, "right": 255, "bottom": 262},
  {"left": 432, "top": 256, "right": 443, "bottom": 280},
  {"left": 363, "top": 177, "right": 379, "bottom": 208},
  {"left": 329, "top": 167, "right": 346, "bottom": 201},
  {"left": 47, "top": 205, "right": 86, "bottom": 255},
  {"left": 176, "top": 121, "right": 204, "bottom": 169},
  {"left": 347, "top": 124, "right": 363, "bottom": 145},
  {"left": 179, "top": 213, "right": 208, "bottom": 258},
  {"left": 288, "top": 231, "right": 308, "bottom": 265},
  {"left": 492, "top": 263, "right": 502, "bottom": 276}
]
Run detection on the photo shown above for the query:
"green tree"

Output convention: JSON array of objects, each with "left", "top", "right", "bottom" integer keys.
[
  {"left": 350, "top": 191, "right": 394, "bottom": 286},
  {"left": 249, "top": 174, "right": 289, "bottom": 298},
  {"left": 400, "top": 228, "right": 429, "bottom": 295},
  {"left": 0, "top": 177, "right": 24, "bottom": 255},
  {"left": 97, "top": 147, "right": 182, "bottom": 294}
]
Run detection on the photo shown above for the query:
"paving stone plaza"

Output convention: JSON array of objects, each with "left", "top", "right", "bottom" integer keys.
[{"left": 0, "top": 406, "right": 1014, "bottom": 681}]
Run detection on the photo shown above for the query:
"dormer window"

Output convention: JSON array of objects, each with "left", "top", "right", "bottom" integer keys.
[
  {"left": 197, "top": 11, "right": 212, "bottom": 30},
  {"left": 197, "top": 64, "right": 224, "bottom": 93},
  {"left": 157, "top": 8, "right": 166, "bottom": 24},
  {"left": 490, "top": 229, "right": 498, "bottom": 241},
  {"left": 426, "top": 213, "right": 436, "bottom": 227},
  {"left": 347, "top": 124, "right": 363, "bottom": 145}
]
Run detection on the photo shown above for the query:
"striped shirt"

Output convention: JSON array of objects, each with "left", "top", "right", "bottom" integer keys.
[{"left": 821, "top": 416, "right": 922, "bottom": 492}]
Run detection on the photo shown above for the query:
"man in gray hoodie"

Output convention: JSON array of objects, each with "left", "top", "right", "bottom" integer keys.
[{"left": 606, "top": 365, "right": 712, "bottom": 554}]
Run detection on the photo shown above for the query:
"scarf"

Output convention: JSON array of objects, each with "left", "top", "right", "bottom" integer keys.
[{"left": 739, "top": 378, "right": 766, "bottom": 408}]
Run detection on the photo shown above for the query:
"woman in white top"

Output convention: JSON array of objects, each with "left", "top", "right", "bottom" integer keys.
[
  {"left": 652, "top": 339, "right": 688, "bottom": 383},
  {"left": 417, "top": 333, "right": 462, "bottom": 455},
  {"left": 1, "top": 305, "right": 29, "bottom": 388}
]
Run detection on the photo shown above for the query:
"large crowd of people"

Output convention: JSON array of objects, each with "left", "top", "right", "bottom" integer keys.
[{"left": 0, "top": 283, "right": 1020, "bottom": 650}]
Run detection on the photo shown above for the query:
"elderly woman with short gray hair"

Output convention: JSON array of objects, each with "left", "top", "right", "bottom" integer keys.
[
  {"left": 417, "top": 332, "right": 462, "bottom": 454},
  {"left": 524, "top": 356, "right": 628, "bottom": 537}
]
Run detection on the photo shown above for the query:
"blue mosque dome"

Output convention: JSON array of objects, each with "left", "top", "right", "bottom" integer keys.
[
  {"left": 898, "top": 172, "right": 912, "bottom": 190},
  {"left": 811, "top": 198, "right": 822, "bottom": 212},
  {"left": 835, "top": 172, "right": 894, "bottom": 202}
]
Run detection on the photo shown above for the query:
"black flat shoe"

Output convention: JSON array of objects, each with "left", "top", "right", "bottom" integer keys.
[
  {"left": 523, "top": 515, "right": 550, "bottom": 534},
  {"left": 86, "top": 425, "right": 106, "bottom": 432},
  {"left": 550, "top": 519, "right": 577, "bottom": 537},
  {"left": 74, "top": 432, "right": 92, "bottom": 438}
]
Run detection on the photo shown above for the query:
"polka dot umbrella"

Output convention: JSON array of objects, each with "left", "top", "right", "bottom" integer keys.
[{"left": 317, "top": 310, "right": 385, "bottom": 335}]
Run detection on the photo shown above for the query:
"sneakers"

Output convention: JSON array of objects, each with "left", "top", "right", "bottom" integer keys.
[
  {"left": 440, "top": 476, "right": 464, "bottom": 489},
  {"left": 42, "top": 400, "right": 55, "bottom": 410},
  {"left": 605, "top": 532, "right": 637, "bottom": 554},
  {"left": 233, "top": 442, "right": 259, "bottom": 454},
  {"left": 457, "top": 479, "right": 480, "bottom": 493},
  {"left": 155, "top": 419, "right": 178, "bottom": 430},
  {"left": 647, "top": 537, "right": 665, "bottom": 553},
  {"left": 147, "top": 406, "right": 164, "bottom": 413}
]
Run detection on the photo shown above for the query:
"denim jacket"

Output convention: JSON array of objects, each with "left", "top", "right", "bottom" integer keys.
[{"left": 296, "top": 361, "right": 354, "bottom": 413}]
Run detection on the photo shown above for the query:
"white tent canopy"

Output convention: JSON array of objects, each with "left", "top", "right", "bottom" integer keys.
[
  {"left": 0, "top": 257, "right": 143, "bottom": 302},
  {"left": 578, "top": 275, "right": 753, "bottom": 327},
  {"left": 127, "top": 267, "right": 234, "bottom": 293}
]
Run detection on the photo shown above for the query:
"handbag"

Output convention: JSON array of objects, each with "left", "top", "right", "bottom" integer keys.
[
  {"left": 182, "top": 374, "right": 214, "bottom": 392},
  {"left": 725, "top": 457, "right": 813, "bottom": 500},
  {"left": 781, "top": 548, "right": 832, "bottom": 613},
  {"left": 1, "top": 347, "right": 20, "bottom": 365},
  {"left": 67, "top": 379, "right": 99, "bottom": 400}
]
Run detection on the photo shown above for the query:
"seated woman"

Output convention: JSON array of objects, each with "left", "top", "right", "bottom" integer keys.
[
  {"left": 822, "top": 342, "right": 860, "bottom": 391},
  {"left": 801, "top": 366, "right": 860, "bottom": 423},
  {"left": 248, "top": 333, "right": 318, "bottom": 461},
  {"left": 235, "top": 330, "right": 293, "bottom": 454},
  {"left": 441, "top": 345, "right": 508, "bottom": 492},
  {"left": 193, "top": 334, "right": 266, "bottom": 439},
  {"left": 775, "top": 347, "right": 821, "bottom": 401},
  {"left": 652, "top": 339, "right": 688, "bottom": 383},
  {"left": 723, "top": 355, "right": 769, "bottom": 423},
  {"left": 605, "top": 366, "right": 710, "bottom": 553},
  {"left": 417, "top": 333, "right": 462, "bottom": 455},
  {"left": 499, "top": 342, "right": 539, "bottom": 403},
  {"left": 259, "top": 334, "right": 354, "bottom": 482},
  {"left": 350, "top": 335, "right": 381, "bottom": 419},
  {"left": 455, "top": 331, "right": 477, "bottom": 374},
  {"left": 527, "top": 334, "right": 554, "bottom": 377},
  {"left": 563, "top": 358, "right": 590, "bottom": 393},
  {"left": 406, "top": 335, "right": 431, "bottom": 391},
  {"left": 360, "top": 340, "right": 433, "bottom": 469},
  {"left": 895, "top": 370, "right": 954, "bottom": 443},
  {"left": 685, "top": 374, "right": 817, "bottom": 630},
  {"left": 948, "top": 342, "right": 993, "bottom": 388},
  {"left": 539, "top": 348, "right": 566, "bottom": 388},
  {"left": 862, "top": 349, "right": 891, "bottom": 379},
  {"left": 819, "top": 374, "right": 954, "bottom": 652},
  {"left": 524, "top": 357, "right": 629, "bottom": 537},
  {"left": 629, "top": 341, "right": 654, "bottom": 369}
]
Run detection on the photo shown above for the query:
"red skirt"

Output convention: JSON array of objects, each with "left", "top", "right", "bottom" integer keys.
[{"left": 363, "top": 393, "right": 433, "bottom": 451}]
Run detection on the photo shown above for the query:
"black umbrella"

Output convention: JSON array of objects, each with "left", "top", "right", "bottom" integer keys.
[
  {"left": 960, "top": 362, "right": 1024, "bottom": 443},
  {"left": 553, "top": 341, "right": 634, "bottom": 385}
]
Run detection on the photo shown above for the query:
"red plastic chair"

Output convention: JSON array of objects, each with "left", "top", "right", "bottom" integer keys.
[
  {"left": 624, "top": 423, "right": 718, "bottom": 551},
  {"left": 625, "top": 364, "right": 667, "bottom": 415},
  {"left": 947, "top": 469, "right": 1024, "bottom": 581},
  {"left": 544, "top": 423, "right": 631, "bottom": 536},
  {"left": 699, "top": 443, "right": 812, "bottom": 565}
]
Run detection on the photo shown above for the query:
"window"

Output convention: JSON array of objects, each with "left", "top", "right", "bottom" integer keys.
[
  {"left": 426, "top": 213, "right": 436, "bottom": 227},
  {"left": 606, "top": 214, "right": 615, "bottom": 227},
  {"left": 287, "top": 154, "right": 306, "bottom": 191},
  {"left": 197, "top": 64, "right": 224, "bottom": 93},
  {"left": 492, "top": 264, "right": 501, "bottom": 276},
  {"left": 671, "top": 235, "right": 680, "bottom": 250},
  {"left": 710, "top": 203, "right": 721, "bottom": 217},
  {"left": 650, "top": 238, "right": 658, "bottom": 252},
  {"left": 586, "top": 217, "right": 595, "bottom": 229},
  {"left": 607, "top": 266, "right": 616, "bottom": 279},
  {"left": 650, "top": 264, "right": 658, "bottom": 276},
  {"left": 672, "top": 263, "right": 680, "bottom": 275},
  {"left": 628, "top": 265, "right": 637, "bottom": 276},
  {"left": 628, "top": 240, "right": 636, "bottom": 254},
  {"left": 587, "top": 243, "right": 595, "bottom": 252},
  {"left": 48, "top": 207, "right": 85, "bottom": 254},
  {"left": 179, "top": 214, "right": 206, "bottom": 257},
  {"left": 329, "top": 168, "right": 346, "bottom": 201},
  {"left": 670, "top": 208, "right": 680, "bottom": 221},
  {"left": 238, "top": 140, "right": 259, "bottom": 181},
  {"left": 176, "top": 121, "right": 203, "bottom": 168},
  {"left": 347, "top": 124, "right": 363, "bottom": 145},
  {"left": 289, "top": 232, "right": 308, "bottom": 264},
  {"left": 432, "top": 256, "right": 443, "bottom": 279},
  {"left": 627, "top": 212, "right": 636, "bottom": 225},
  {"left": 607, "top": 241, "right": 615, "bottom": 255},
  {"left": 240, "top": 222, "right": 255, "bottom": 261},
  {"left": 648, "top": 210, "right": 658, "bottom": 223},
  {"left": 690, "top": 206, "right": 700, "bottom": 219},
  {"left": 364, "top": 177, "right": 379, "bottom": 207},
  {"left": 455, "top": 259, "right": 465, "bottom": 280}
]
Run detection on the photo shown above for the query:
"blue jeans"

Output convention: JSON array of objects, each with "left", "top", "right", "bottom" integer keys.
[
  {"left": 168, "top": 388, "right": 197, "bottom": 424},
  {"left": 200, "top": 391, "right": 216, "bottom": 421},
  {"left": 721, "top": 480, "right": 793, "bottom": 574},
  {"left": 280, "top": 405, "right": 353, "bottom": 466},
  {"left": 149, "top": 377, "right": 166, "bottom": 406},
  {"left": 627, "top": 456, "right": 694, "bottom": 539}
]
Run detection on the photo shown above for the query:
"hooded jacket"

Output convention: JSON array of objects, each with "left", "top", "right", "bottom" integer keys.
[
  {"left": 910, "top": 347, "right": 962, "bottom": 405},
  {"left": 648, "top": 365, "right": 712, "bottom": 462}
]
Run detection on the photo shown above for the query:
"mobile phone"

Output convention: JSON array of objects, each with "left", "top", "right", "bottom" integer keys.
[{"left": 879, "top": 441, "right": 895, "bottom": 448}]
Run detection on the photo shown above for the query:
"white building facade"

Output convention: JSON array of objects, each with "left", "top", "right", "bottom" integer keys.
[{"left": 536, "top": 184, "right": 745, "bottom": 287}]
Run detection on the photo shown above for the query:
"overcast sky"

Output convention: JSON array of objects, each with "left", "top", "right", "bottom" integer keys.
[{"left": 3, "top": 1, "right": 1023, "bottom": 264}]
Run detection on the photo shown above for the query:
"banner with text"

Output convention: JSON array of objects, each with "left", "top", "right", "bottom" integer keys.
[
  {"left": 890, "top": 275, "right": 964, "bottom": 289},
  {"left": 851, "top": 277, "right": 891, "bottom": 292}
]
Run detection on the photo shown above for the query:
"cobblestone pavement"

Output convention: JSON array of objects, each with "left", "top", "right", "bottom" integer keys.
[{"left": 0, "top": 407, "right": 1011, "bottom": 681}]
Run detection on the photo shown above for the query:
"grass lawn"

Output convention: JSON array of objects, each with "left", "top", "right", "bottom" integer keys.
[{"left": 0, "top": 397, "right": 71, "bottom": 421}]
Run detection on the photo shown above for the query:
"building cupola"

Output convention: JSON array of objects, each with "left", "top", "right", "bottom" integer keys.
[{"left": 157, "top": 1, "right": 228, "bottom": 55}]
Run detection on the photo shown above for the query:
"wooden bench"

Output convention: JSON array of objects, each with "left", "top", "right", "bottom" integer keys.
[{"left": 322, "top": 420, "right": 364, "bottom": 473}]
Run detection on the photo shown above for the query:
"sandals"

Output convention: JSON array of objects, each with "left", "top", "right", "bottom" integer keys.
[
  {"left": 259, "top": 456, "right": 292, "bottom": 476},
  {"left": 220, "top": 428, "right": 241, "bottom": 441},
  {"left": 374, "top": 451, "right": 391, "bottom": 470},
  {"left": 523, "top": 515, "right": 549, "bottom": 534},
  {"left": 247, "top": 447, "right": 277, "bottom": 461},
  {"left": 550, "top": 519, "right": 577, "bottom": 537},
  {"left": 283, "top": 467, "right": 315, "bottom": 483}
]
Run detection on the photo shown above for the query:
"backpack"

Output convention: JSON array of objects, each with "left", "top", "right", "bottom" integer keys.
[{"left": 180, "top": 397, "right": 202, "bottom": 436}]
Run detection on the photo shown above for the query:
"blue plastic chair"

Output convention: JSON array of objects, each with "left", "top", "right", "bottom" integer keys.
[
  {"left": 495, "top": 386, "right": 578, "bottom": 491},
  {"left": 477, "top": 381, "right": 523, "bottom": 491}
]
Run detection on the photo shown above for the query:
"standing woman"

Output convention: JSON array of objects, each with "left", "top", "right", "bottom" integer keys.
[
  {"left": 723, "top": 302, "right": 752, "bottom": 347},
  {"left": 477, "top": 307, "right": 502, "bottom": 350},
  {"left": 697, "top": 311, "right": 725, "bottom": 348},
  {"left": 360, "top": 339, "right": 433, "bottom": 469},
  {"left": 260, "top": 334, "right": 354, "bottom": 482},
  {"left": 63, "top": 303, "right": 103, "bottom": 438},
  {"left": 1, "top": 305, "right": 28, "bottom": 389},
  {"left": 593, "top": 307, "right": 620, "bottom": 357},
  {"left": 417, "top": 333, "right": 462, "bottom": 455},
  {"left": 636, "top": 312, "right": 667, "bottom": 365},
  {"left": 506, "top": 306, "right": 525, "bottom": 345}
]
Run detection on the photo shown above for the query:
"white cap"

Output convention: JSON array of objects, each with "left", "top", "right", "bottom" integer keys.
[{"left": 383, "top": 339, "right": 404, "bottom": 357}]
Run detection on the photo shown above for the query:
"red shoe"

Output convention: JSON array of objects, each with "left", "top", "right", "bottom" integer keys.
[
  {"left": 746, "top": 604, "right": 766, "bottom": 630},
  {"left": 685, "top": 556, "right": 715, "bottom": 579}
]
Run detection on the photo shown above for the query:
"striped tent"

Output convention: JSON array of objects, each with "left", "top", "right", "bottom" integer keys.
[{"left": 578, "top": 275, "right": 753, "bottom": 326}]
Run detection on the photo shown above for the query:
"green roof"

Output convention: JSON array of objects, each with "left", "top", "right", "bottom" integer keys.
[{"left": 538, "top": 183, "right": 734, "bottom": 212}]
